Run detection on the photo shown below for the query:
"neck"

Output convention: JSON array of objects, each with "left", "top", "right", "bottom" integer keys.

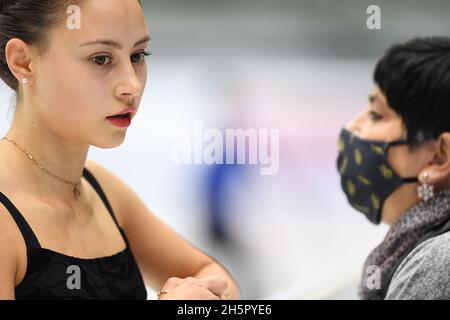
[{"left": 2, "top": 106, "right": 89, "bottom": 203}]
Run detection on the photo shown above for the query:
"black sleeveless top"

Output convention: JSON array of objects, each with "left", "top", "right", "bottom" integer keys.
[{"left": 0, "top": 168, "right": 147, "bottom": 300}]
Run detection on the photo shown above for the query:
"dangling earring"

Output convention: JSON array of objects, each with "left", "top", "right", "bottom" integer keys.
[
  {"left": 22, "top": 78, "right": 28, "bottom": 85},
  {"left": 418, "top": 171, "right": 434, "bottom": 202}
]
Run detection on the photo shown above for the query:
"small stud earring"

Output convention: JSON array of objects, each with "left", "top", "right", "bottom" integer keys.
[
  {"left": 418, "top": 171, "right": 434, "bottom": 202},
  {"left": 22, "top": 78, "right": 28, "bottom": 84}
]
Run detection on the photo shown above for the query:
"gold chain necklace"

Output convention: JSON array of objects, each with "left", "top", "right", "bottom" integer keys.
[{"left": 1, "top": 136, "right": 81, "bottom": 200}]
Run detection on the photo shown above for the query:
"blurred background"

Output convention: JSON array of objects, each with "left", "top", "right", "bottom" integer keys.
[{"left": 1, "top": 0, "right": 450, "bottom": 299}]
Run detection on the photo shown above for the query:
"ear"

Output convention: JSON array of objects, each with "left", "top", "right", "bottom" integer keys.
[
  {"left": 5, "top": 38, "right": 33, "bottom": 84},
  {"left": 419, "top": 132, "right": 450, "bottom": 187}
]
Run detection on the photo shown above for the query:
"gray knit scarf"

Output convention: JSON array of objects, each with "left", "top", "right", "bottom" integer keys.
[{"left": 358, "top": 189, "right": 450, "bottom": 300}]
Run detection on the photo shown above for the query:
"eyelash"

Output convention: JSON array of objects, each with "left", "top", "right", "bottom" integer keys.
[
  {"left": 369, "top": 111, "right": 383, "bottom": 122},
  {"left": 90, "top": 51, "right": 151, "bottom": 68}
]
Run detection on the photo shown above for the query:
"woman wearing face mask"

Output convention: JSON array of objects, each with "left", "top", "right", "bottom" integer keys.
[
  {"left": 0, "top": 0, "right": 240, "bottom": 300},
  {"left": 337, "top": 36, "right": 450, "bottom": 300}
]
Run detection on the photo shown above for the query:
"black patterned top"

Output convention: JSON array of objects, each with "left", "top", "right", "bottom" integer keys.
[{"left": 0, "top": 168, "right": 147, "bottom": 300}]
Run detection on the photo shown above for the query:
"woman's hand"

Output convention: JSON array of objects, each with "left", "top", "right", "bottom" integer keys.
[{"left": 157, "top": 276, "right": 229, "bottom": 300}]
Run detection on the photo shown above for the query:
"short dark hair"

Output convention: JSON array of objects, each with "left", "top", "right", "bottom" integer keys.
[{"left": 374, "top": 36, "right": 450, "bottom": 147}]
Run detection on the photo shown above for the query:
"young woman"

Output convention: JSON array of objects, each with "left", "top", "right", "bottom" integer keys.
[
  {"left": 337, "top": 36, "right": 450, "bottom": 299},
  {"left": 0, "top": 0, "right": 240, "bottom": 300}
]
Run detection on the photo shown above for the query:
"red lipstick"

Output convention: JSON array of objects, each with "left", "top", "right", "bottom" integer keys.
[{"left": 106, "top": 107, "right": 136, "bottom": 128}]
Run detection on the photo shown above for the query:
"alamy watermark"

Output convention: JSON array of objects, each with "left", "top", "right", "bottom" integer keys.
[
  {"left": 66, "top": 265, "right": 81, "bottom": 290},
  {"left": 366, "top": 5, "right": 381, "bottom": 30},
  {"left": 172, "top": 121, "right": 280, "bottom": 176},
  {"left": 366, "top": 265, "right": 381, "bottom": 290},
  {"left": 66, "top": 5, "right": 81, "bottom": 30}
]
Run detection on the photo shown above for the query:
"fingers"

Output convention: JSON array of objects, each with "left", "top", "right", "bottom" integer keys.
[
  {"left": 162, "top": 277, "right": 185, "bottom": 291},
  {"left": 160, "top": 276, "right": 229, "bottom": 300},
  {"left": 195, "top": 276, "right": 229, "bottom": 297}
]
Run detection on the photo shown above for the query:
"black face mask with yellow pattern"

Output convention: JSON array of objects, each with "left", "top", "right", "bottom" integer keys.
[{"left": 336, "top": 128, "right": 418, "bottom": 224}]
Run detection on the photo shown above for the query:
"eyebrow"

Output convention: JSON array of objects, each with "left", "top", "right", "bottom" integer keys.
[
  {"left": 368, "top": 94, "right": 377, "bottom": 104},
  {"left": 78, "top": 35, "right": 151, "bottom": 49}
]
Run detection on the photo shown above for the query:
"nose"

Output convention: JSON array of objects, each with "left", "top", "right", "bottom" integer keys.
[
  {"left": 345, "top": 111, "right": 364, "bottom": 136},
  {"left": 116, "top": 64, "right": 145, "bottom": 101}
]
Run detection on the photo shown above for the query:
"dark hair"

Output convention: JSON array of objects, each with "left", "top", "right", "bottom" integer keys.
[
  {"left": 0, "top": 0, "right": 78, "bottom": 92},
  {"left": 374, "top": 36, "right": 450, "bottom": 147},
  {"left": 0, "top": 0, "right": 142, "bottom": 92}
]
